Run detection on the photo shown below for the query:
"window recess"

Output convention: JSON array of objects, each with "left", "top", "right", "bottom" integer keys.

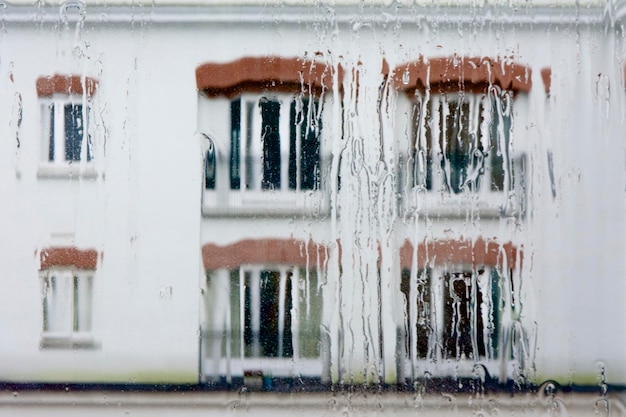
[
  {"left": 230, "top": 95, "right": 321, "bottom": 192},
  {"left": 201, "top": 266, "right": 323, "bottom": 383},
  {"left": 403, "top": 90, "right": 525, "bottom": 217},
  {"left": 40, "top": 269, "right": 96, "bottom": 349},
  {"left": 203, "top": 93, "right": 328, "bottom": 217},
  {"left": 400, "top": 266, "right": 503, "bottom": 381},
  {"left": 36, "top": 75, "right": 98, "bottom": 179}
]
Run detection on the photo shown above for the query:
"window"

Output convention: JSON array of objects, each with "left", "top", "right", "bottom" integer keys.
[
  {"left": 411, "top": 91, "right": 511, "bottom": 194},
  {"left": 196, "top": 57, "right": 332, "bottom": 216},
  {"left": 229, "top": 95, "right": 321, "bottom": 192},
  {"left": 38, "top": 246, "right": 98, "bottom": 349},
  {"left": 395, "top": 57, "right": 531, "bottom": 216},
  {"left": 40, "top": 269, "right": 94, "bottom": 348},
  {"left": 242, "top": 268, "right": 294, "bottom": 358},
  {"left": 401, "top": 266, "right": 502, "bottom": 369},
  {"left": 41, "top": 100, "right": 92, "bottom": 164},
  {"left": 202, "top": 265, "right": 322, "bottom": 382},
  {"left": 36, "top": 74, "right": 98, "bottom": 178}
]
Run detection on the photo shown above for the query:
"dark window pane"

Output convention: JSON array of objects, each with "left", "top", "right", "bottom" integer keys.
[
  {"left": 443, "top": 101, "right": 468, "bottom": 193},
  {"left": 489, "top": 269, "right": 502, "bottom": 358},
  {"left": 413, "top": 102, "right": 432, "bottom": 190},
  {"left": 244, "top": 272, "right": 254, "bottom": 356},
  {"left": 64, "top": 104, "right": 83, "bottom": 161},
  {"left": 260, "top": 100, "right": 281, "bottom": 190},
  {"left": 259, "top": 270, "right": 292, "bottom": 358},
  {"left": 245, "top": 101, "right": 255, "bottom": 190},
  {"left": 441, "top": 99, "right": 484, "bottom": 193},
  {"left": 243, "top": 270, "right": 293, "bottom": 359},
  {"left": 73, "top": 276, "right": 79, "bottom": 332},
  {"left": 205, "top": 147, "right": 216, "bottom": 190},
  {"left": 230, "top": 99, "right": 241, "bottom": 189},
  {"left": 289, "top": 101, "right": 297, "bottom": 190},
  {"left": 48, "top": 104, "right": 55, "bottom": 162},
  {"left": 401, "top": 268, "right": 431, "bottom": 360},
  {"left": 490, "top": 96, "right": 510, "bottom": 192},
  {"left": 442, "top": 271, "right": 492, "bottom": 360},
  {"left": 475, "top": 274, "right": 487, "bottom": 358},
  {"left": 300, "top": 99, "right": 321, "bottom": 191}
]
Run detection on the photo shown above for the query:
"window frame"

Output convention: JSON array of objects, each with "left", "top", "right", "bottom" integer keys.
[
  {"left": 37, "top": 94, "right": 96, "bottom": 179},
  {"left": 400, "top": 265, "right": 504, "bottom": 380},
  {"left": 202, "top": 92, "right": 328, "bottom": 217},
  {"left": 39, "top": 268, "right": 96, "bottom": 349},
  {"left": 230, "top": 93, "right": 322, "bottom": 193},
  {"left": 201, "top": 264, "right": 323, "bottom": 382},
  {"left": 403, "top": 89, "right": 525, "bottom": 217}
]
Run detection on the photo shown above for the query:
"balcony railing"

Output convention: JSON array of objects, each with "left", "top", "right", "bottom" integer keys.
[
  {"left": 202, "top": 157, "right": 330, "bottom": 217},
  {"left": 398, "top": 155, "right": 527, "bottom": 219}
]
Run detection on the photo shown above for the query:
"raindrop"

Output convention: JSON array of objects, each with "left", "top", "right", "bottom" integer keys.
[
  {"left": 60, "top": 0, "right": 86, "bottom": 22},
  {"left": 402, "top": 70, "right": 410, "bottom": 85},
  {"left": 327, "top": 397, "right": 337, "bottom": 410},
  {"left": 600, "top": 383, "right": 608, "bottom": 396},
  {"left": 547, "top": 150, "right": 556, "bottom": 198},
  {"left": 540, "top": 380, "right": 558, "bottom": 397}
]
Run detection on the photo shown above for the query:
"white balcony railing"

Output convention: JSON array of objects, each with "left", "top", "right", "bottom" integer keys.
[
  {"left": 399, "top": 155, "right": 527, "bottom": 219},
  {"left": 202, "top": 158, "right": 330, "bottom": 217}
]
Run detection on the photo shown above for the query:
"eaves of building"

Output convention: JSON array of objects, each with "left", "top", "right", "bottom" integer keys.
[{"left": 0, "top": 0, "right": 619, "bottom": 27}]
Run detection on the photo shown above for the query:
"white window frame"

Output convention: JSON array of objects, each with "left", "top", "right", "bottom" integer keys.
[
  {"left": 202, "top": 93, "right": 329, "bottom": 216},
  {"left": 40, "top": 268, "right": 95, "bottom": 349},
  {"left": 37, "top": 94, "right": 96, "bottom": 179},
  {"left": 406, "top": 90, "right": 525, "bottom": 217},
  {"left": 235, "top": 93, "right": 320, "bottom": 193},
  {"left": 240, "top": 266, "right": 294, "bottom": 359},
  {"left": 201, "top": 265, "right": 322, "bottom": 381},
  {"left": 402, "top": 265, "right": 504, "bottom": 379}
]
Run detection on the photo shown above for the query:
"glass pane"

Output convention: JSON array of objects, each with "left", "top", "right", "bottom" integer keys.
[
  {"left": 260, "top": 100, "right": 281, "bottom": 190},
  {"left": 64, "top": 104, "right": 83, "bottom": 161},
  {"left": 45, "top": 274, "right": 72, "bottom": 334},
  {"left": 48, "top": 104, "right": 55, "bottom": 162},
  {"left": 74, "top": 275, "right": 93, "bottom": 332},
  {"left": 230, "top": 98, "right": 241, "bottom": 190},
  {"left": 300, "top": 100, "right": 321, "bottom": 191}
]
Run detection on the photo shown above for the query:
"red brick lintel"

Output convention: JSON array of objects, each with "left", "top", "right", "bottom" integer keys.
[
  {"left": 196, "top": 56, "right": 338, "bottom": 99},
  {"left": 393, "top": 56, "right": 532, "bottom": 95},
  {"left": 202, "top": 239, "right": 328, "bottom": 270},
  {"left": 400, "top": 238, "right": 521, "bottom": 270},
  {"left": 36, "top": 74, "right": 98, "bottom": 98},
  {"left": 196, "top": 55, "right": 532, "bottom": 99},
  {"left": 40, "top": 247, "right": 99, "bottom": 270},
  {"left": 540, "top": 67, "right": 552, "bottom": 95},
  {"left": 202, "top": 237, "right": 520, "bottom": 272}
]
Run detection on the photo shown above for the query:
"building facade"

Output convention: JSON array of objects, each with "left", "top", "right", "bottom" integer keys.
[{"left": 0, "top": 0, "right": 624, "bottom": 390}]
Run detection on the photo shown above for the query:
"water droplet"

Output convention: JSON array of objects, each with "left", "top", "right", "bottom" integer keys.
[
  {"left": 328, "top": 398, "right": 337, "bottom": 409},
  {"left": 402, "top": 70, "right": 410, "bottom": 85},
  {"left": 541, "top": 381, "right": 558, "bottom": 397}
]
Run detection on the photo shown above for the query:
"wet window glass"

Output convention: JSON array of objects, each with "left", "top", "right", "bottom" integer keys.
[{"left": 1, "top": 0, "right": 625, "bottom": 414}]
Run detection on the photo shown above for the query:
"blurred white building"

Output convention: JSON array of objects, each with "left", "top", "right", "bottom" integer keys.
[{"left": 0, "top": 0, "right": 624, "bottom": 392}]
